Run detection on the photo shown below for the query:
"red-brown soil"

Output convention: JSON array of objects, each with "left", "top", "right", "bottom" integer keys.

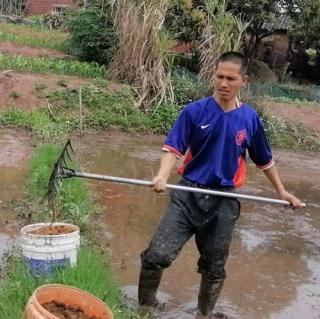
[
  {"left": 262, "top": 100, "right": 320, "bottom": 133},
  {"left": 29, "top": 225, "right": 77, "bottom": 235},
  {"left": 0, "top": 41, "right": 67, "bottom": 59},
  {"left": 42, "top": 301, "right": 102, "bottom": 319},
  {"left": 0, "top": 71, "right": 90, "bottom": 110}
]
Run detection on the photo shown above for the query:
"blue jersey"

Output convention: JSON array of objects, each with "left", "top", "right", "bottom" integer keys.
[{"left": 163, "top": 97, "right": 274, "bottom": 188}]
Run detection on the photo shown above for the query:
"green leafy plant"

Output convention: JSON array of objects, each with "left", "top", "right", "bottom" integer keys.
[
  {"left": 172, "top": 68, "right": 211, "bottom": 105},
  {"left": 66, "top": 6, "right": 117, "bottom": 66},
  {"left": 0, "top": 53, "right": 106, "bottom": 78}
]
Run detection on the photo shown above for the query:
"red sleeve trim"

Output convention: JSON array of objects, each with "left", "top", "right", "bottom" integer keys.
[
  {"left": 162, "top": 144, "right": 183, "bottom": 158},
  {"left": 256, "top": 159, "right": 275, "bottom": 170}
]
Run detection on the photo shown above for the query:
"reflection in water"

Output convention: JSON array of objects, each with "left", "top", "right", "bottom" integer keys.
[
  {"left": 0, "top": 129, "right": 32, "bottom": 258},
  {"left": 76, "top": 133, "right": 320, "bottom": 319},
  {"left": 270, "top": 257, "right": 320, "bottom": 319},
  {"left": 0, "top": 233, "right": 9, "bottom": 262}
]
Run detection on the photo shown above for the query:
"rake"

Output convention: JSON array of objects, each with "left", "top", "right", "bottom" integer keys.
[{"left": 46, "top": 140, "right": 314, "bottom": 208}]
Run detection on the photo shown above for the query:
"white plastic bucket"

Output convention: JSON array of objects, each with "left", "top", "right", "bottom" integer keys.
[{"left": 20, "top": 223, "right": 80, "bottom": 276}]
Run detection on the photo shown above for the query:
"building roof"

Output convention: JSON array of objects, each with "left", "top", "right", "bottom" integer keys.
[{"left": 262, "top": 14, "right": 293, "bottom": 31}]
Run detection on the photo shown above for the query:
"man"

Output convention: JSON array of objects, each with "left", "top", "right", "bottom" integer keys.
[{"left": 138, "top": 52, "right": 302, "bottom": 318}]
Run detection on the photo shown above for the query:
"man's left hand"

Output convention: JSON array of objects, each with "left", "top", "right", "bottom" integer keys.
[{"left": 279, "top": 190, "right": 303, "bottom": 209}]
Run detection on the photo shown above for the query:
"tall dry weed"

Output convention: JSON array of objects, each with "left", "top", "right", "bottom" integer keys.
[
  {"left": 199, "top": 0, "right": 248, "bottom": 84},
  {"left": 109, "top": 0, "right": 174, "bottom": 109}
]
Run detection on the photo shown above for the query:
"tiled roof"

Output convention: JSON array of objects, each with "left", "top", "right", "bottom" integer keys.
[{"left": 262, "top": 14, "right": 293, "bottom": 31}]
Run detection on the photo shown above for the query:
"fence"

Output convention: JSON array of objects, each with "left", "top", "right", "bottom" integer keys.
[
  {"left": 0, "top": 0, "right": 26, "bottom": 15},
  {"left": 244, "top": 82, "right": 320, "bottom": 102}
]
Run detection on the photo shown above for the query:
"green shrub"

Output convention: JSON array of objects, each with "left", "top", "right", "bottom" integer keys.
[
  {"left": 148, "top": 102, "right": 180, "bottom": 134},
  {"left": 165, "top": 0, "right": 204, "bottom": 43},
  {"left": 172, "top": 68, "right": 211, "bottom": 105},
  {"left": 66, "top": 6, "right": 117, "bottom": 65}
]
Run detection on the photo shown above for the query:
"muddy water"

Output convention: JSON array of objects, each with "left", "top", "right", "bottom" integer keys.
[
  {"left": 0, "top": 127, "right": 318, "bottom": 318},
  {"left": 0, "top": 129, "right": 32, "bottom": 260},
  {"left": 77, "top": 133, "right": 320, "bottom": 319}
]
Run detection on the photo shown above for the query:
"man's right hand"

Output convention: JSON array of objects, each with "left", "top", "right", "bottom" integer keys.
[{"left": 151, "top": 176, "right": 168, "bottom": 192}]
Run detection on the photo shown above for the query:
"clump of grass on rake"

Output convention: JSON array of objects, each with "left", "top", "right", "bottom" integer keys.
[
  {"left": 27, "top": 143, "right": 94, "bottom": 229},
  {"left": 198, "top": 0, "right": 248, "bottom": 84},
  {"left": 109, "top": 0, "right": 175, "bottom": 110}
]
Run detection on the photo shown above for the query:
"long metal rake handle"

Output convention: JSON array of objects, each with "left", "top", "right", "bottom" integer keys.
[{"left": 62, "top": 168, "right": 306, "bottom": 207}]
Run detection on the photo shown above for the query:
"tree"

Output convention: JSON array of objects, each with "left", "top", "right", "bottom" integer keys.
[
  {"left": 66, "top": 5, "right": 116, "bottom": 65},
  {"left": 288, "top": 0, "right": 320, "bottom": 48},
  {"left": 286, "top": 0, "right": 320, "bottom": 82},
  {"left": 229, "top": 1, "right": 282, "bottom": 59},
  {"left": 165, "top": 0, "right": 204, "bottom": 43}
]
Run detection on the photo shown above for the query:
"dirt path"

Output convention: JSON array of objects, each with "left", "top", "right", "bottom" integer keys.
[
  {"left": 0, "top": 71, "right": 91, "bottom": 110},
  {"left": 0, "top": 41, "right": 67, "bottom": 59},
  {"left": 262, "top": 100, "right": 320, "bottom": 133}
]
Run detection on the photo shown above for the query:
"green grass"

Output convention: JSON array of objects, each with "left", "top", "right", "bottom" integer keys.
[
  {"left": 0, "top": 108, "right": 74, "bottom": 142},
  {"left": 0, "top": 23, "right": 68, "bottom": 51},
  {"left": 0, "top": 85, "right": 180, "bottom": 138},
  {"left": 48, "top": 85, "right": 180, "bottom": 134},
  {"left": 0, "top": 246, "right": 146, "bottom": 319},
  {"left": 27, "top": 143, "right": 95, "bottom": 228},
  {"left": 0, "top": 53, "right": 106, "bottom": 78}
]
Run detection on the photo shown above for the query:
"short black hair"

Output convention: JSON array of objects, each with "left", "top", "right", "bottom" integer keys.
[{"left": 216, "top": 51, "right": 249, "bottom": 75}]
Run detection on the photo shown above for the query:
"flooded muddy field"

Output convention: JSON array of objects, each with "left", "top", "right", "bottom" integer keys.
[
  {"left": 76, "top": 132, "right": 320, "bottom": 319},
  {"left": 0, "top": 129, "right": 32, "bottom": 261},
  {"left": 0, "top": 129, "right": 319, "bottom": 318}
]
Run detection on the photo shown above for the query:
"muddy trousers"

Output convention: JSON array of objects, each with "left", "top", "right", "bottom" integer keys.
[{"left": 139, "top": 179, "right": 240, "bottom": 314}]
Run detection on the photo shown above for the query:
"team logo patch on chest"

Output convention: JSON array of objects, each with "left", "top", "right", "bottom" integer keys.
[{"left": 235, "top": 129, "right": 247, "bottom": 146}]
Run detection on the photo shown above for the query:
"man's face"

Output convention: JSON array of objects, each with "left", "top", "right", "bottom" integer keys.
[{"left": 214, "top": 61, "right": 247, "bottom": 102}]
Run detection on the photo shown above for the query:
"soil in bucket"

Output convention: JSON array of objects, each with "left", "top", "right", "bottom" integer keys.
[
  {"left": 29, "top": 225, "right": 77, "bottom": 236},
  {"left": 42, "top": 301, "right": 102, "bottom": 319},
  {"left": 23, "top": 284, "right": 112, "bottom": 319}
]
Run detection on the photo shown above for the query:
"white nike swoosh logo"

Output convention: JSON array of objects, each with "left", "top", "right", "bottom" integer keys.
[{"left": 201, "top": 124, "right": 210, "bottom": 129}]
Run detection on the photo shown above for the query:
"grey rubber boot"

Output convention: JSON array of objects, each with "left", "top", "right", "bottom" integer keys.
[
  {"left": 197, "top": 275, "right": 224, "bottom": 317},
  {"left": 138, "top": 267, "right": 163, "bottom": 306}
]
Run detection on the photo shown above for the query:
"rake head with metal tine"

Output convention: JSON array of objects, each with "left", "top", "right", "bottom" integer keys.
[{"left": 45, "top": 139, "right": 75, "bottom": 204}]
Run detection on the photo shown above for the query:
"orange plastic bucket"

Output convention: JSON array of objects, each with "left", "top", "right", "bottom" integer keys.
[{"left": 23, "top": 284, "right": 113, "bottom": 319}]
